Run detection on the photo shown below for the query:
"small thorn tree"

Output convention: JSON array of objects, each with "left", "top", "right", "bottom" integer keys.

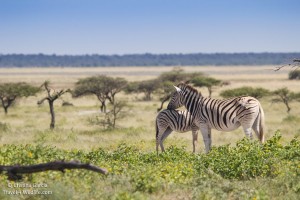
[
  {"left": 220, "top": 87, "right": 270, "bottom": 99},
  {"left": 0, "top": 82, "right": 40, "bottom": 115},
  {"left": 73, "top": 75, "right": 127, "bottom": 113},
  {"left": 156, "top": 68, "right": 204, "bottom": 111},
  {"left": 38, "top": 81, "right": 70, "bottom": 129},
  {"left": 125, "top": 79, "right": 160, "bottom": 101},
  {"left": 73, "top": 75, "right": 128, "bottom": 129},
  {"left": 191, "top": 77, "right": 222, "bottom": 98},
  {"left": 272, "top": 87, "right": 300, "bottom": 113}
]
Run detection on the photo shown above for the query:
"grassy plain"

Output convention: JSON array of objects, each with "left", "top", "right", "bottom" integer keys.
[
  {"left": 0, "top": 66, "right": 299, "bottom": 149},
  {"left": 0, "top": 66, "right": 299, "bottom": 199}
]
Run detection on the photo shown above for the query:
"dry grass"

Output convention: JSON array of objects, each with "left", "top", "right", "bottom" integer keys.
[{"left": 0, "top": 66, "right": 299, "bottom": 152}]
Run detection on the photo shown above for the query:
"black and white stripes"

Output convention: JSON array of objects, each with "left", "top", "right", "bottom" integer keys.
[
  {"left": 167, "top": 83, "right": 265, "bottom": 153},
  {"left": 156, "top": 109, "right": 198, "bottom": 153}
]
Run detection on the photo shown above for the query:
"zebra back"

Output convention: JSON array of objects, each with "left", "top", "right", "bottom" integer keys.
[
  {"left": 156, "top": 109, "right": 194, "bottom": 132},
  {"left": 168, "top": 83, "right": 263, "bottom": 132}
]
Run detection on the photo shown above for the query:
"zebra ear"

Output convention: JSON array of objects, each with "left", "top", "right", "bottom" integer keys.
[{"left": 173, "top": 85, "right": 182, "bottom": 92}]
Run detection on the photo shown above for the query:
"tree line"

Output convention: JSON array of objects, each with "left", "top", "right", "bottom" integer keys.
[{"left": 1, "top": 53, "right": 300, "bottom": 67}]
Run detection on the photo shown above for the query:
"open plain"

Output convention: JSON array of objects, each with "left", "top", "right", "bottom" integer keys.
[
  {"left": 0, "top": 66, "right": 299, "bottom": 149},
  {"left": 0, "top": 66, "right": 299, "bottom": 200}
]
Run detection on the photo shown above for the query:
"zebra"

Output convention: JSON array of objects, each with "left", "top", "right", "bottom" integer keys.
[
  {"left": 156, "top": 109, "right": 199, "bottom": 154},
  {"left": 167, "top": 83, "right": 265, "bottom": 153}
]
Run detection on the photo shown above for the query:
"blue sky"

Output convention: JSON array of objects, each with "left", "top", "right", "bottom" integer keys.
[{"left": 1, "top": 0, "right": 300, "bottom": 55}]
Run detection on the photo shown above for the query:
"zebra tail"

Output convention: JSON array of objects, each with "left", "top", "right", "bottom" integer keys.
[{"left": 259, "top": 103, "right": 265, "bottom": 143}]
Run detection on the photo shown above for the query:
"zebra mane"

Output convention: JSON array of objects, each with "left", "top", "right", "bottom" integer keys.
[{"left": 177, "top": 83, "right": 202, "bottom": 97}]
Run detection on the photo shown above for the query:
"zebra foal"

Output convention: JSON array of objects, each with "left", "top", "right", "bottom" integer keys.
[
  {"left": 156, "top": 109, "right": 199, "bottom": 153},
  {"left": 167, "top": 83, "right": 265, "bottom": 153}
]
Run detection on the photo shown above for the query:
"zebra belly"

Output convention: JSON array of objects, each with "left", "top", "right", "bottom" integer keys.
[
  {"left": 174, "top": 127, "right": 192, "bottom": 133},
  {"left": 210, "top": 121, "right": 241, "bottom": 132}
]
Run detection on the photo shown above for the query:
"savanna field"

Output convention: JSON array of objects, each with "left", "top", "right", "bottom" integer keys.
[{"left": 0, "top": 66, "right": 299, "bottom": 200}]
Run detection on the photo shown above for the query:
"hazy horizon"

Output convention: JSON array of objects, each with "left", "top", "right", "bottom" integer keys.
[
  {"left": 1, "top": 52, "right": 300, "bottom": 56},
  {"left": 1, "top": 0, "right": 300, "bottom": 55}
]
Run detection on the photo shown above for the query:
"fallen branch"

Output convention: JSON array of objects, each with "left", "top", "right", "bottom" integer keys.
[{"left": 0, "top": 160, "right": 108, "bottom": 181}]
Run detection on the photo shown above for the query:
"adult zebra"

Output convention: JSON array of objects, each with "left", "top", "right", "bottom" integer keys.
[
  {"left": 167, "top": 83, "right": 265, "bottom": 153},
  {"left": 156, "top": 109, "right": 199, "bottom": 154}
]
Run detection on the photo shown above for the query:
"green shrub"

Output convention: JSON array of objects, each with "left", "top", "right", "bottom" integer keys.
[
  {"left": 288, "top": 70, "right": 300, "bottom": 80},
  {"left": 220, "top": 87, "right": 270, "bottom": 99},
  {"left": 0, "top": 132, "right": 299, "bottom": 198}
]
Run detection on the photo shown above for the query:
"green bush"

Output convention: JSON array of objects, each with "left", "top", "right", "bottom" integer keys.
[
  {"left": 288, "top": 70, "right": 300, "bottom": 80},
  {"left": 220, "top": 86, "right": 270, "bottom": 99},
  {"left": 0, "top": 132, "right": 299, "bottom": 199}
]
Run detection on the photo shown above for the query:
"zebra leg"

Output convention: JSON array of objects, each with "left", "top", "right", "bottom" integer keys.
[
  {"left": 240, "top": 111, "right": 259, "bottom": 140},
  {"left": 156, "top": 124, "right": 168, "bottom": 154},
  {"left": 199, "top": 125, "right": 212, "bottom": 153},
  {"left": 156, "top": 127, "right": 162, "bottom": 154},
  {"left": 156, "top": 133, "right": 160, "bottom": 155},
  {"left": 160, "top": 128, "right": 173, "bottom": 152},
  {"left": 242, "top": 125, "right": 253, "bottom": 139},
  {"left": 192, "top": 130, "right": 198, "bottom": 153}
]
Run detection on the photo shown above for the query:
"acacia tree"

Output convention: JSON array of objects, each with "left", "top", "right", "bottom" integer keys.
[
  {"left": 220, "top": 87, "right": 270, "bottom": 99},
  {"left": 38, "top": 81, "right": 70, "bottom": 129},
  {"left": 73, "top": 75, "right": 128, "bottom": 129},
  {"left": 272, "top": 87, "right": 300, "bottom": 113},
  {"left": 73, "top": 75, "right": 127, "bottom": 112},
  {"left": 73, "top": 76, "right": 107, "bottom": 112},
  {"left": 0, "top": 82, "right": 40, "bottom": 115},
  {"left": 158, "top": 67, "right": 191, "bottom": 83},
  {"left": 156, "top": 68, "right": 204, "bottom": 111},
  {"left": 103, "top": 77, "right": 128, "bottom": 106},
  {"left": 191, "top": 77, "right": 222, "bottom": 98},
  {"left": 125, "top": 79, "right": 160, "bottom": 101}
]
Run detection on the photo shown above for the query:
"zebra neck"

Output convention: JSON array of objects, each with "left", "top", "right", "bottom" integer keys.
[{"left": 184, "top": 94, "right": 203, "bottom": 116}]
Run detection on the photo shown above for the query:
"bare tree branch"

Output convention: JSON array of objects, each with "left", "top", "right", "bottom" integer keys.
[
  {"left": 37, "top": 97, "right": 49, "bottom": 105},
  {"left": 0, "top": 160, "right": 108, "bottom": 181},
  {"left": 274, "top": 58, "right": 300, "bottom": 71},
  {"left": 38, "top": 81, "right": 70, "bottom": 129}
]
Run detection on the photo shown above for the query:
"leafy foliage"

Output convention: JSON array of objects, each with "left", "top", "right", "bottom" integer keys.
[
  {"left": 0, "top": 82, "right": 40, "bottom": 97},
  {"left": 73, "top": 75, "right": 127, "bottom": 113},
  {"left": 0, "top": 133, "right": 299, "bottom": 199},
  {"left": 272, "top": 87, "right": 300, "bottom": 113},
  {"left": 125, "top": 79, "right": 160, "bottom": 101},
  {"left": 220, "top": 86, "right": 270, "bottom": 99},
  {"left": 157, "top": 67, "right": 204, "bottom": 84},
  {"left": 0, "top": 82, "right": 40, "bottom": 114},
  {"left": 288, "top": 70, "right": 300, "bottom": 80},
  {"left": 156, "top": 68, "right": 204, "bottom": 111},
  {"left": 191, "top": 76, "right": 222, "bottom": 97}
]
